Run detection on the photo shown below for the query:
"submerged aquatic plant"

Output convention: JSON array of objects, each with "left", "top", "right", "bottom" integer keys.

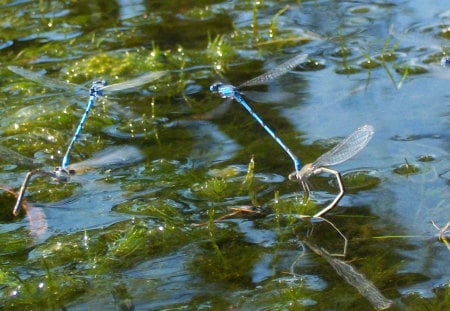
[
  {"left": 379, "top": 32, "right": 410, "bottom": 89},
  {"left": 431, "top": 220, "right": 450, "bottom": 251}
]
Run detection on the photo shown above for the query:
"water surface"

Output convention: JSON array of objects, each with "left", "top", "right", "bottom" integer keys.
[{"left": 0, "top": 0, "right": 449, "bottom": 310}]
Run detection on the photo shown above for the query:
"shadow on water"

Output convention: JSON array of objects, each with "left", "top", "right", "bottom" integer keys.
[{"left": 0, "top": 0, "right": 449, "bottom": 310}]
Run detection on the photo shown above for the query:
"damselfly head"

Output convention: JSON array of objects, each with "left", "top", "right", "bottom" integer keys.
[
  {"left": 441, "top": 56, "right": 450, "bottom": 67},
  {"left": 53, "top": 167, "right": 75, "bottom": 182},
  {"left": 209, "top": 82, "right": 223, "bottom": 93},
  {"left": 90, "top": 80, "right": 107, "bottom": 96},
  {"left": 289, "top": 163, "right": 314, "bottom": 182},
  {"left": 210, "top": 83, "right": 236, "bottom": 98},
  {"left": 288, "top": 171, "right": 298, "bottom": 181}
]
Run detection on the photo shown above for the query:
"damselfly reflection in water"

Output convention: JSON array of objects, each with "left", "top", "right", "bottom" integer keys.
[
  {"left": 13, "top": 145, "right": 144, "bottom": 216},
  {"left": 8, "top": 66, "right": 166, "bottom": 170},
  {"left": 210, "top": 53, "right": 308, "bottom": 176},
  {"left": 290, "top": 125, "right": 374, "bottom": 217}
]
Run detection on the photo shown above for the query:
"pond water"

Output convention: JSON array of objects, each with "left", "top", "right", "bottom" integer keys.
[{"left": 0, "top": 0, "right": 449, "bottom": 310}]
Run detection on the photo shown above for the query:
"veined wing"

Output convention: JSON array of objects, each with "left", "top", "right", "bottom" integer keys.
[
  {"left": 238, "top": 53, "right": 308, "bottom": 88},
  {"left": 100, "top": 71, "right": 167, "bottom": 92},
  {"left": 312, "top": 125, "right": 374, "bottom": 169},
  {"left": 8, "top": 65, "right": 80, "bottom": 91},
  {"left": 68, "top": 145, "right": 144, "bottom": 173}
]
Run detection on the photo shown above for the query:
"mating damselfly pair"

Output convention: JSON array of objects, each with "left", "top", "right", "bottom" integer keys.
[
  {"left": 8, "top": 67, "right": 166, "bottom": 215},
  {"left": 210, "top": 53, "right": 374, "bottom": 217},
  {"left": 9, "top": 53, "right": 374, "bottom": 218},
  {"left": 8, "top": 65, "right": 167, "bottom": 170}
]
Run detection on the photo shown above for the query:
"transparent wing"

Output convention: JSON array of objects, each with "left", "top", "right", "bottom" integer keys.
[
  {"left": 68, "top": 145, "right": 144, "bottom": 173},
  {"left": 241, "top": 90, "right": 296, "bottom": 104},
  {"left": 9, "top": 66, "right": 167, "bottom": 93},
  {"left": 192, "top": 98, "right": 233, "bottom": 120},
  {"left": 8, "top": 65, "right": 80, "bottom": 91},
  {"left": 100, "top": 71, "right": 167, "bottom": 92},
  {"left": 238, "top": 53, "right": 308, "bottom": 88},
  {"left": 312, "top": 125, "right": 374, "bottom": 169}
]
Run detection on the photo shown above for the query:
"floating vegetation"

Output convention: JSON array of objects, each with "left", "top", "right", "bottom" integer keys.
[
  {"left": 395, "top": 64, "right": 428, "bottom": 75},
  {"left": 393, "top": 158, "right": 421, "bottom": 175},
  {"left": 342, "top": 170, "right": 381, "bottom": 191},
  {"left": 335, "top": 65, "right": 362, "bottom": 75},
  {"left": 417, "top": 155, "right": 435, "bottom": 162}
]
